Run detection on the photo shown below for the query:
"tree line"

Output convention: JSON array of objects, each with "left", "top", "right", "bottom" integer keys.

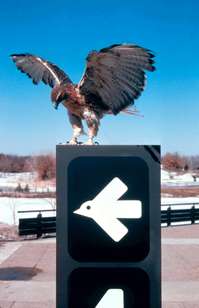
[
  {"left": 0, "top": 153, "right": 55, "bottom": 180},
  {"left": 1, "top": 152, "right": 199, "bottom": 179},
  {"left": 162, "top": 153, "right": 199, "bottom": 172}
]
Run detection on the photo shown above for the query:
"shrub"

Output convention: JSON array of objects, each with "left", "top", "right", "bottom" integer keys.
[
  {"left": 34, "top": 154, "right": 55, "bottom": 180},
  {"left": 0, "top": 154, "right": 32, "bottom": 172},
  {"left": 24, "top": 184, "right": 30, "bottom": 192},
  {"left": 15, "top": 183, "right": 23, "bottom": 192},
  {"left": 162, "top": 152, "right": 188, "bottom": 171}
]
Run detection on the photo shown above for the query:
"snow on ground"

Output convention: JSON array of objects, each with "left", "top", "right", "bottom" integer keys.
[
  {"left": 1, "top": 196, "right": 199, "bottom": 225},
  {"left": 0, "top": 170, "right": 199, "bottom": 225},
  {"left": 1, "top": 170, "right": 198, "bottom": 193},
  {"left": 161, "top": 169, "right": 199, "bottom": 186},
  {"left": 0, "top": 172, "right": 35, "bottom": 189},
  {"left": 0, "top": 172, "right": 55, "bottom": 192},
  {"left": 0, "top": 197, "right": 56, "bottom": 225},
  {"left": 162, "top": 196, "right": 199, "bottom": 207}
]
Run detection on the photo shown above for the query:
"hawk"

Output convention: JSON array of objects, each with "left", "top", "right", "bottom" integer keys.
[{"left": 11, "top": 44, "right": 155, "bottom": 145}]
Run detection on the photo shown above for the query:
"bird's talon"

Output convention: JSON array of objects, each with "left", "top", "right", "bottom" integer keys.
[
  {"left": 83, "top": 140, "right": 94, "bottom": 145},
  {"left": 67, "top": 139, "right": 79, "bottom": 145}
]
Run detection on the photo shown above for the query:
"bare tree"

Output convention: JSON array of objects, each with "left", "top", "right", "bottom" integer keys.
[
  {"left": 0, "top": 154, "right": 32, "bottom": 172},
  {"left": 44, "top": 198, "right": 56, "bottom": 210},
  {"left": 8, "top": 196, "right": 17, "bottom": 225},
  {"left": 162, "top": 152, "right": 188, "bottom": 171},
  {"left": 34, "top": 154, "right": 56, "bottom": 180}
]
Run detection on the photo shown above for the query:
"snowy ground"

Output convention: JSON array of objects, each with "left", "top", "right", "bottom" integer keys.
[
  {"left": 0, "top": 172, "right": 35, "bottom": 191},
  {"left": 0, "top": 172, "right": 55, "bottom": 192},
  {"left": 1, "top": 196, "right": 199, "bottom": 225},
  {"left": 0, "top": 172, "right": 55, "bottom": 225},
  {"left": 0, "top": 169, "right": 198, "bottom": 192},
  {"left": 162, "top": 196, "right": 199, "bottom": 205},
  {"left": 0, "top": 197, "right": 56, "bottom": 225},
  {"left": 0, "top": 170, "right": 199, "bottom": 225},
  {"left": 161, "top": 169, "right": 199, "bottom": 187}
]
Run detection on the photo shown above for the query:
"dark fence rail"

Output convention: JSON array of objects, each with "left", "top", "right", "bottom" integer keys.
[
  {"left": 18, "top": 209, "right": 56, "bottom": 238},
  {"left": 161, "top": 203, "right": 199, "bottom": 227},
  {"left": 18, "top": 203, "right": 199, "bottom": 237},
  {"left": 18, "top": 209, "right": 56, "bottom": 213}
]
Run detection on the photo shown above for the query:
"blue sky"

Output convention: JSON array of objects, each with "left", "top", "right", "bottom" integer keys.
[{"left": 0, "top": 0, "right": 199, "bottom": 155}]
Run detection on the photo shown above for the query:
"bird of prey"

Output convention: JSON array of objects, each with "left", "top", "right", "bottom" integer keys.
[{"left": 11, "top": 44, "right": 155, "bottom": 145}]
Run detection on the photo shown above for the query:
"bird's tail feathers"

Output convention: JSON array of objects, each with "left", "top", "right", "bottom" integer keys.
[{"left": 121, "top": 107, "right": 144, "bottom": 118}]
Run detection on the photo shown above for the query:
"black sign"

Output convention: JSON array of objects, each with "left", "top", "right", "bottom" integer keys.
[
  {"left": 69, "top": 268, "right": 149, "bottom": 308},
  {"left": 68, "top": 156, "right": 149, "bottom": 262},
  {"left": 56, "top": 145, "right": 161, "bottom": 308}
]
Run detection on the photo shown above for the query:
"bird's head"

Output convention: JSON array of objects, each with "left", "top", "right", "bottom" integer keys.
[
  {"left": 51, "top": 85, "right": 69, "bottom": 110},
  {"left": 52, "top": 101, "right": 59, "bottom": 110},
  {"left": 73, "top": 201, "right": 95, "bottom": 218}
]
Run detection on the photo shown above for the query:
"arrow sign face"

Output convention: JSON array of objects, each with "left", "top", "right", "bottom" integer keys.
[
  {"left": 74, "top": 177, "right": 142, "bottom": 242},
  {"left": 67, "top": 267, "right": 151, "bottom": 307},
  {"left": 96, "top": 289, "right": 124, "bottom": 308}
]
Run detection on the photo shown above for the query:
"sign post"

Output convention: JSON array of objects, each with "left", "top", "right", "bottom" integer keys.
[{"left": 56, "top": 145, "right": 161, "bottom": 308}]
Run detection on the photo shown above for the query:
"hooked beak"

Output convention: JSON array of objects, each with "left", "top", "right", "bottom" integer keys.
[{"left": 52, "top": 102, "right": 59, "bottom": 110}]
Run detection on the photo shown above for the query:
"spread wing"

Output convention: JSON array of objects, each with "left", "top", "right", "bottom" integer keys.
[
  {"left": 11, "top": 54, "right": 72, "bottom": 87},
  {"left": 78, "top": 44, "right": 155, "bottom": 114}
]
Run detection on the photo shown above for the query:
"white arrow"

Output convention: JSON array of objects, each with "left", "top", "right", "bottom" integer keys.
[
  {"left": 96, "top": 289, "right": 124, "bottom": 308},
  {"left": 74, "top": 177, "right": 142, "bottom": 242}
]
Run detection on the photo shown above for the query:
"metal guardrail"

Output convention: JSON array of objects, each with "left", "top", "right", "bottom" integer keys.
[
  {"left": 161, "top": 203, "right": 199, "bottom": 227},
  {"left": 18, "top": 209, "right": 56, "bottom": 238},
  {"left": 18, "top": 209, "right": 56, "bottom": 213},
  {"left": 18, "top": 203, "right": 199, "bottom": 237}
]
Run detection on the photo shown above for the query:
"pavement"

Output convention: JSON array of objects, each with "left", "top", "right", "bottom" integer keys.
[
  {"left": 162, "top": 225, "right": 199, "bottom": 307},
  {"left": 0, "top": 225, "right": 199, "bottom": 307},
  {"left": 0, "top": 238, "right": 55, "bottom": 308}
]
